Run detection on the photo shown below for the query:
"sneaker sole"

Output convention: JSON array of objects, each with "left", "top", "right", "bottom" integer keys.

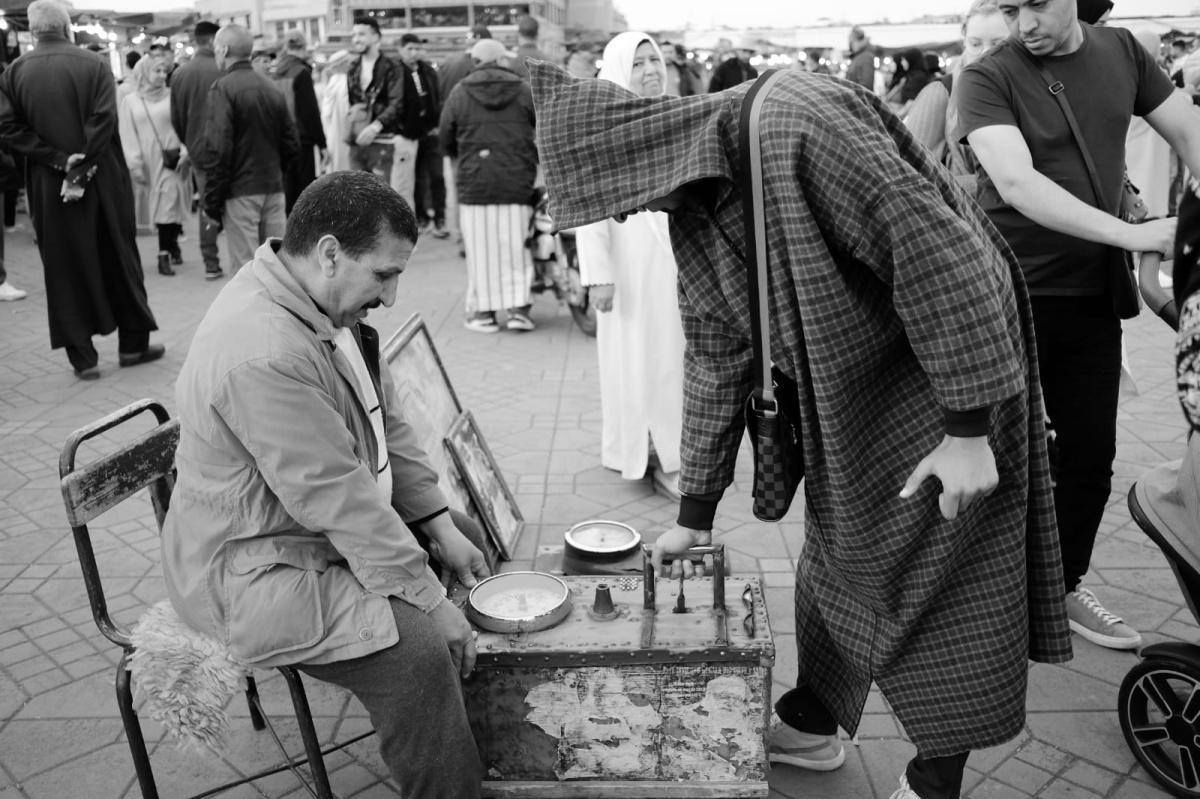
[
  {"left": 768, "top": 747, "right": 846, "bottom": 772},
  {"left": 464, "top": 323, "right": 500, "bottom": 334},
  {"left": 1068, "top": 619, "right": 1142, "bottom": 650}
]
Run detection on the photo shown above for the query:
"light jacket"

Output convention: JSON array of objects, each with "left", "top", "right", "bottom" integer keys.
[{"left": 161, "top": 240, "right": 448, "bottom": 667}]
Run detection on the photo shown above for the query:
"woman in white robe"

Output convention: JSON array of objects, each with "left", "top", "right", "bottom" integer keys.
[{"left": 576, "top": 32, "right": 686, "bottom": 496}]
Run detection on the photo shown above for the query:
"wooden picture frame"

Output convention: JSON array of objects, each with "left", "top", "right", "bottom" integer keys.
[
  {"left": 445, "top": 411, "right": 524, "bottom": 561},
  {"left": 382, "top": 314, "right": 502, "bottom": 568}
]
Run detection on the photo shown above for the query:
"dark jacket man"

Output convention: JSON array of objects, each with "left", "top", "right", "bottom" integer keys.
[
  {"left": 271, "top": 32, "right": 328, "bottom": 212},
  {"left": 203, "top": 61, "right": 300, "bottom": 219},
  {"left": 203, "top": 24, "right": 299, "bottom": 270},
  {"left": 439, "top": 57, "right": 536, "bottom": 205},
  {"left": 170, "top": 20, "right": 224, "bottom": 275},
  {"left": 348, "top": 51, "right": 406, "bottom": 135}
]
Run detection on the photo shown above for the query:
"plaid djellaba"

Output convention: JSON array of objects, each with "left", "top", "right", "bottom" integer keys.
[{"left": 531, "top": 62, "right": 1071, "bottom": 757}]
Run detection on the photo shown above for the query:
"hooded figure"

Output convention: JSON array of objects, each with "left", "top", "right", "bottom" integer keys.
[
  {"left": 439, "top": 40, "right": 538, "bottom": 332},
  {"left": 575, "top": 32, "right": 686, "bottom": 492},
  {"left": 530, "top": 60, "right": 1071, "bottom": 795}
]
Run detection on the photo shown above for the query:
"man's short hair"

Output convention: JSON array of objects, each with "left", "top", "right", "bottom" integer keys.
[
  {"left": 125, "top": 49, "right": 142, "bottom": 70},
  {"left": 194, "top": 20, "right": 220, "bottom": 42},
  {"left": 216, "top": 25, "right": 254, "bottom": 60},
  {"left": 27, "top": 0, "right": 70, "bottom": 37},
  {"left": 470, "top": 24, "right": 492, "bottom": 41},
  {"left": 517, "top": 15, "right": 538, "bottom": 39},
  {"left": 283, "top": 172, "right": 418, "bottom": 258},
  {"left": 352, "top": 16, "right": 381, "bottom": 37}
]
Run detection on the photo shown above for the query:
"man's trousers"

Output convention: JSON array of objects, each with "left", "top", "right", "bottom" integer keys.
[{"left": 297, "top": 598, "right": 482, "bottom": 798}]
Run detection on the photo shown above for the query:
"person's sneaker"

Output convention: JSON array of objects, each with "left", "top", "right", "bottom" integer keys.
[
  {"left": 1066, "top": 588, "right": 1142, "bottom": 650},
  {"left": 888, "top": 773, "right": 922, "bottom": 799},
  {"left": 431, "top": 221, "right": 450, "bottom": 239},
  {"left": 767, "top": 721, "right": 845, "bottom": 771},
  {"left": 73, "top": 365, "right": 100, "bottom": 381},
  {"left": 464, "top": 314, "right": 500, "bottom": 334},
  {"left": 0, "top": 281, "right": 26, "bottom": 301},
  {"left": 205, "top": 267, "right": 224, "bottom": 281},
  {"left": 505, "top": 311, "right": 535, "bottom": 332}
]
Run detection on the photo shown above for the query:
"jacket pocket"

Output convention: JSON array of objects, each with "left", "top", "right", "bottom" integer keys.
[{"left": 226, "top": 546, "right": 327, "bottom": 663}]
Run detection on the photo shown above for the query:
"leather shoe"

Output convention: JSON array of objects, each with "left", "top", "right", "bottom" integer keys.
[
  {"left": 118, "top": 344, "right": 165, "bottom": 367},
  {"left": 74, "top": 366, "right": 100, "bottom": 380}
]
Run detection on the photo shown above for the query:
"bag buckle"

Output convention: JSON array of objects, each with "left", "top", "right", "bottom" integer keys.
[{"left": 1048, "top": 81, "right": 1065, "bottom": 95}]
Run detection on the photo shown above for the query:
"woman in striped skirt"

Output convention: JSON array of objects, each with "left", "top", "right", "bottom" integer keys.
[{"left": 438, "top": 40, "right": 539, "bottom": 333}]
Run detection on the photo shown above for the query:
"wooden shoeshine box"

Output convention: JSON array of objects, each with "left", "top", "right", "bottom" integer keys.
[{"left": 455, "top": 563, "right": 775, "bottom": 798}]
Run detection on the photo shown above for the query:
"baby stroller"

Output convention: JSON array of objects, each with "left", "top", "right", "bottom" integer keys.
[{"left": 1120, "top": 242, "right": 1198, "bottom": 797}]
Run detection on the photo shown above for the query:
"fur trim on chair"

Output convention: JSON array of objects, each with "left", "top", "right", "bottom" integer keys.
[{"left": 130, "top": 600, "right": 249, "bottom": 755}]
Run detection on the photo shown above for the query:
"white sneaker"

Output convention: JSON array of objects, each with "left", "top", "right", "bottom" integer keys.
[
  {"left": 766, "top": 721, "right": 845, "bottom": 771},
  {"left": 1066, "top": 588, "right": 1142, "bottom": 650},
  {"left": 0, "top": 281, "right": 26, "bottom": 301},
  {"left": 889, "top": 773, "right": 922, "bottom": 799}
]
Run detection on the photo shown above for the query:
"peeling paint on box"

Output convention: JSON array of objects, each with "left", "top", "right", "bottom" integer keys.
[{"left": 525, "top": 668, "right": 661, "bottom": 779}]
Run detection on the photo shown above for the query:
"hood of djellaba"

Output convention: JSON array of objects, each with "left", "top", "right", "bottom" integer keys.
[{"left": 529, "top": 59, "right": 742, "bottom": 231}]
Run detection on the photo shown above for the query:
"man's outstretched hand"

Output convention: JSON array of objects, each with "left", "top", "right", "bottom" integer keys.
[{"left": 899, "top": 435, "right": 998, "bottom": 520}]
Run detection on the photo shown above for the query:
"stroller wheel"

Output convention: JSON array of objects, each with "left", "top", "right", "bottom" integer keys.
[{"left": 1119, "top": 657, "right": 1200, "bottom": 797}]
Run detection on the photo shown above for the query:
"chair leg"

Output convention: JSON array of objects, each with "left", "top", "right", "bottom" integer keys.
[
  {"left": 245, "top": 674, "right": 266, "bottom": 731},
  {"left": 279, "top": 666, "right": 334, "bottom": 799},
  {"left": 116, "top": 651, "right": 159, "bottom": 799}
]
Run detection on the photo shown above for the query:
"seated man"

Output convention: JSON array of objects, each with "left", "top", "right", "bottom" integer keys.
[{"left": 160, "top": 170, "right": 488, "bottom": 798}]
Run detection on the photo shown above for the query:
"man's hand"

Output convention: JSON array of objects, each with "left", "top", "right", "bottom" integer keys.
[
  {"left": 131, "top": 167, "right": 148, "bottom": 185},
  {"left": 65, "top": 152, "right": 85, "bottom": 170},
  {"left": 589, "top": 284, "right": 615, "bottom": 313},
  {"left": 427, "top": 526, "right": 490, "bottom": 588},
  {"left": 59, "top": 179, "right": 84, "bottom": 203},
  {"left": 355, "top": 121, "right": 382, "bottom": 147},
  {"left": 1124, "top": 217, "right": 1178, "bottom": 258},
  {"left": 427, "top": 597, "right": 477, "bottom": 679},
  {"left": 899, "top": 435, "right": 998, "bottom": 520},
  {"left": 202, "top": 213, "right": 223, "bottom": 233},
  {"left": 649, "top": 525, "right": 711, "bottom": 578}
]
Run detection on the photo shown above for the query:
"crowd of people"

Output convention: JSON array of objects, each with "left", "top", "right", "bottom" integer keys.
[{"left": 4, "top": 0, "right": 1200, "bottom": 796}]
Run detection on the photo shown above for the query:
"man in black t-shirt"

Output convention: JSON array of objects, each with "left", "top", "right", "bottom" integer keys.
[{"left": 956, "top": 0, "right": 1200, "bottom": 652}]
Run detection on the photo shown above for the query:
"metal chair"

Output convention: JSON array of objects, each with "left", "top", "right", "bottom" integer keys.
[{"left": 58, "top": 399, "right": 370, "bottom": 799}]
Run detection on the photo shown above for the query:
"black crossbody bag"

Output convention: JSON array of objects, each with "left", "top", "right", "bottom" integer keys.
[
  {"left": 1012, "top": 46, "right": 1145, "bottom": 319},
  {"left": 739, "top": 70, "right": 804, "bottom": 522}
]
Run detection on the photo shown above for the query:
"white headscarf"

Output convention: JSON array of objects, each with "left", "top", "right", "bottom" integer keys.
[{"left": 597, "top": 31, "right": 666, "bottom": 96}]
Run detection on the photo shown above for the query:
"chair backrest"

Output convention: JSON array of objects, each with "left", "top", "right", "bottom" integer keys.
[{"left": 59, "top": 399, "right": 179, "bottom": 649}]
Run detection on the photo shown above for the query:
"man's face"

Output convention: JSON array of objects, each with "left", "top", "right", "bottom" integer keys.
[
  {"left": 399, "top": 43, "right": 420, "bottom": 66},
  {"left": 322, "top": 232, "right": 413, "bottom": 328},
  {"left": 214, "top": 43, "right": 228, "bottom": 70},
  {"left": 998, "top": 0, "right": 1079, "bottom": 56},
  {"left": 351, "top": 25, "right": 380, "bottom": 55}
]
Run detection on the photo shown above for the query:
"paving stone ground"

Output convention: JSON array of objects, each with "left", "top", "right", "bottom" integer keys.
[{"left": 0, "top": 216, "right": 1192, "bottom": 798}]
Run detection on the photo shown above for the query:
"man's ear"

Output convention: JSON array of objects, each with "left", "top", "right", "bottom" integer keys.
[{"left": 316, "top": 234, "right": 340, "bottom": 276}]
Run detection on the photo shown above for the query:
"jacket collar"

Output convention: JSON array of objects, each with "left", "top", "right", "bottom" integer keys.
[
  {"left": 250, "top": 239, "right": 339, "bottom": 342},
  {"left": 224, "top": 60, "right": 253, "bottom": 74}
]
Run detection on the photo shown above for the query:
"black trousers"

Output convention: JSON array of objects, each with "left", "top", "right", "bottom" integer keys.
[
  {"left": 156, "top": 223, "right": 181, "bottom": 255},
  {"left": 284, "top": 143, "right": 318, "bottom": 215},
  {"left": 776, "top": 685, "right": 969, "bottom": 798},
  {"left": 414, "top": 133, "right": 446, "bottom": 224},
  {"left": 65, "top": 330, "right": 149, "bottom": 370},
  {"left": 1030, "top": 294, "right": 1122, "bottom": 592}
]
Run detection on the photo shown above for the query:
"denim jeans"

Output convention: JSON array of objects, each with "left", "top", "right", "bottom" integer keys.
[
  {"left": 1030, "top": 294, "right": 1122, "bottom": 592},
  {"left": 297, "top": 597, "right": 482, "bottom": 798}
]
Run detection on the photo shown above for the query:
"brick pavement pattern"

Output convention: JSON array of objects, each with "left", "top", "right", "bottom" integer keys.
[{"left": 0, "top": 219, "right": 1188, "bottom": 797}]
